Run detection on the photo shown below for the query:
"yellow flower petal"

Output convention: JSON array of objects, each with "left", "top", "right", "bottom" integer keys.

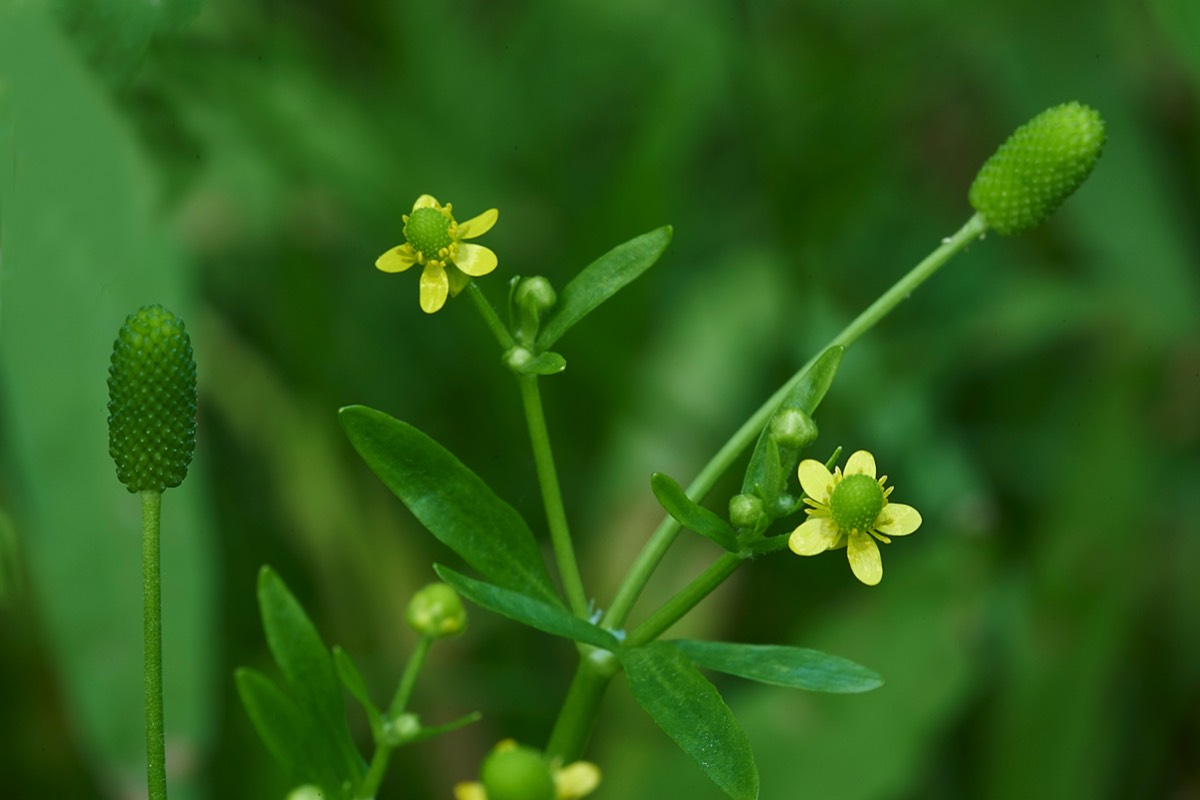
[
  {"left": 797, "top": 459, "right": 835, "bottom": 503},
  {"left": 447, "top": 266, "right": 471, "bottom": 296},
  {"left": 375, "top": 244, "right": 418, "bottom": 273},
  {"left": 554, "top": 761, "right": 601, "bottom": 799},
  {"left": 845, "top": 450, "right": 877, "bottom": 479},
  {"left": 877, "top": 502, "right": 921, "bottom": 536},
  {"left": 413, "top": 194, "right": 439, "bottom": 210},
  {"left": 454, "top": 243, "right": 498, "bottom": 277},
  {"left": 419, "top": 263, "right": 450, "bottom": 313},
  {"left": 458, "top": 208, "right": 499, "bottom": 239},
  {"left": 454, "top": 782, "right": 487, "bottom": 800},
  {"left": 789, "top": 517, "right": 839, "bottom": 555},
  {"left": 847, "top": 530, "right": 882, "bottom": 585}
]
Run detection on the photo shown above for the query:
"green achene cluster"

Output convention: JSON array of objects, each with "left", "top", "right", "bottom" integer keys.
[
  {"left": 107, "top": 304, "right": 198, "bottom": 493},
  {"left": 969, "top": 101, "right": 1106, "bottom": 235}
]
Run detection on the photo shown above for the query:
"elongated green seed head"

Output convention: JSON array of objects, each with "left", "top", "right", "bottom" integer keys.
[
  {"left": 107, "top": 305, "right": 197, "bottom": 493},
  {"left": 969, "top": 102, "right": 1105, "bottom": 235}
]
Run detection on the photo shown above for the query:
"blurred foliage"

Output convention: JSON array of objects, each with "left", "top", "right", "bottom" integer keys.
[{"left": 1, "top": 0, "right": 1198, "bottom": 798}]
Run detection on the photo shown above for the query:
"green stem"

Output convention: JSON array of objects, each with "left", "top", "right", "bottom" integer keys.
[
  {"left": 466, "top": 280, "right": 516, "bottom": 351},
  {"left": 389, "top": 635, "right": 433, "bottom": 719},
  {"left": 356, "top": 636, "right": 435, "bottom": 800},
  {"left": 518, "top": 374, "right": 589, "bottom": 617},
  {"left": 466, "top": 279, "right": 588, "bottom": 616},
  {"left": 602, "top": 214, "right": 987, "bottom": 628},
  {"left": 627, "top": 553, "right": 743, "bottom": 647},
  {"left": 142, "top": 489, "right": 167, "bottom": 800},
  {"left": 544, "top": 648, "right": 621, "bottom": 763}
]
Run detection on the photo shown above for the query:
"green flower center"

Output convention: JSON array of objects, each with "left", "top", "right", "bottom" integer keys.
[
  {"left": 829, "top": 473, "right": 884, "bottom": 533},
  {"left": 404, "top": 207, "right": 455, "bottom": 261}
]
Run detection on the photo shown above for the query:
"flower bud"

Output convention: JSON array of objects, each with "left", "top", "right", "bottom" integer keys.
[
  {"left": 515, "top": 276, "right": 557, "bottom": 315},
  {"left": 406, "top": 582, "right": 467, "bottom": 638},
  {"left": 480, "top": 741, "right": 556, "bottom": 800},
  {"left": 513, "top": 276, "right": 558, "bottom": 346},
  {"left": 729, "top": 493, "right": 766, "bottom": 529},
  {"left": 969, "top": 102, "right": 1105, "bottom": 235},
  {"left": 769, "top": 407, "right": 818, "bottom": 450},
  {"left": 286, "top": 787, "right": 326, "bottom": 800},
  {"left": 107, "top": 305, "right": 198, "bottom": 493}
]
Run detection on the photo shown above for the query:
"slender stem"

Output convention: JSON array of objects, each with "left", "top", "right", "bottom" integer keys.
[
  {"left": 466, "top": 280, "right": 588, "bottom": 615},
  {"left": 828, "top": 214, "right": 987, "bottom": 350},
  {"left": 142, "top": 490, "right": 167, "bottom": 800},
  {"left": 356, "top": 636, "right": 435, "bottom": 800},
  {"left": 518, "top": 374, "right": 589, "bottom": 617},
  {"left": 627, "top": 553, "right": 743, "bottom": 647},
  {"left": 358, "top": 747, "right": 392, "bottom": 800},
  {"left": 544, "top": 648, "right": 620, "bottom": 763},
  {"left": 602, "top": 214, "right": 987, "bottom": 628},
  {"left": 466, "top": 280, "right": 516, "bottom": 351},
  {"left": 388, "top": 635, "right": 433, "bottom": 719}
]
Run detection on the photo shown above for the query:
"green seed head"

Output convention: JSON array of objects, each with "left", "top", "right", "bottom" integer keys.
[
  {"left": 107, "top": 305, "right": 197, "bottom": 493},
  {"left": 404, "top": 207, "right": 455, "bottom": 261},
  {"left": 969, "top": 102, "right": 1105, "bottom": 235},
  {"left": 480, "top": 743, "right": 556, "bottom": 800},
  {"left": 829, "top": 474, "right": 884, "bottom": 533}
]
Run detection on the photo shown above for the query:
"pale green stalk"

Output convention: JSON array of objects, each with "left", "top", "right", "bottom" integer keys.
[
  {"left": 467, "top": 281, "right": 589, "bottom": 617},
  {"left": 356, "top": 636, "right": 434, "bottom": 800},
  {"left": 142, "top": 489, "right": 167, "bottom": 800}
]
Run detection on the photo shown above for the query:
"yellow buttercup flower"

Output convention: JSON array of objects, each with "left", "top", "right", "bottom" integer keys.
[
  {"left": 376, "top": 195, "right": 499, "bottom": 314},
  {"left": 454, "top": 739, "right": 600, "bottom": 800},
  {"left": 788, "top": 450, "right": 921, "bottom": 586}
]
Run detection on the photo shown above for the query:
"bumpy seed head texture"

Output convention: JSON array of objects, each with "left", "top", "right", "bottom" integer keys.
[
  {"left": 969, "top": 102, "right": 1105, "bottom": 235},
  {"left": 107, "top": 305, "right": 198, "bottom": 493}
]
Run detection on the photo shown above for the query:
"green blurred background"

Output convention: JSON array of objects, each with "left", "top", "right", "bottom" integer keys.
[{"left": 2, "top": 0, "right": 1198, "bottom": 797}]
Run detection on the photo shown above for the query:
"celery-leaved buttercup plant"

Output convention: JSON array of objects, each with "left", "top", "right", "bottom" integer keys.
[{"left": 209, "top": 101, "right": 1103, "bottom": 799}]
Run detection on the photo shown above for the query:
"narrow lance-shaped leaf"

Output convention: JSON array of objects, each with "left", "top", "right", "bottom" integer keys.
[
  {"left": 537, "top": 226, "right": 673, "bottom": 349},
  {"left": 333, "top": 646, "right": 382, "bottom": 739},
  {"left": 235, "top": 668, "right": 347, "bottom": 798},
  {"left": 258, "top": 567, "right": 364, "bottom": 786},
  {"left": 670, "top": 640, "right": 883, "bottom": 694},
  {"left": 339, "top": 405, "right": 559, "bottom": 605},
  {"left": 741, "top": 345, "right": 844, "bottom": 498},
  {"left": 435, "top": 564, "right": 619, "bottom": 651},
  {"left": 621, "top": 642, "right": 759, "bottom": 800},
  {"left": 651, "top": 472, "right": 739, "bottom": 552}
]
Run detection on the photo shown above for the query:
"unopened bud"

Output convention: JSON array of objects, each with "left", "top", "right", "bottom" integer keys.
[
  {"left": 770, "top": 407, "right": 818, "bottom": 450},
  {"left": 406, "top": 582, "right": 467, "bottom": 638}
]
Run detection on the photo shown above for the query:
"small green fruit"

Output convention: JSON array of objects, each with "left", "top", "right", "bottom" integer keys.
[
  {"left": 107, "top": 305, "right": 198, "bottom": 493},
  {"left": 969, "top": 102, "right": 1105, "bottom": 235},
  {"left": 480, "top": 743, "right": 556, "bottom": 800}
]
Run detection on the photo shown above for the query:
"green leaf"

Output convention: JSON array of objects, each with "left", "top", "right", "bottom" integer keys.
[
  {"left": 258, "top": 567, "right": 364, "bottom": 786},
  {"left": 333, "top": 646, "right": 383, "bottom": 738},
  {"left": 537, "top": 226, "right": 673, "bottom": 349},
  {"left": 650, "top": 473, "right": 740, "bottom": 552},
  {"left": 434, "top": 564, "right": 619, "bottom": 650},
  {"left": 741, "top": 346, "right": 844, "bottom": 499},
  {"left": 510, "top": 350, "right": 568, "bottom": 376},
  {"left": 406, "top": 711, "right": 483, "bottom": 744},
  {"left": 670, "top": 640, "right": 883, "bottom": 693},
  {"left": 339, "top": 405, "right": 560, "bottom": 605},
  {"left": 621, "top": 642, "right": 759, "bottom": 800},
  {"left": 235, "top": 668, "right": 346, "bottom": 797}
]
